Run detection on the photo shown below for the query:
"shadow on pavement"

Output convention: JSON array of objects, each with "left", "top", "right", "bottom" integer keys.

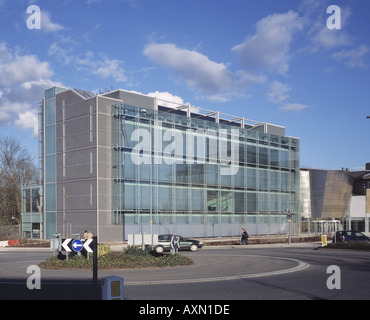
[{"left": 0, "top": 278, "right": 102, "bottom": 300}]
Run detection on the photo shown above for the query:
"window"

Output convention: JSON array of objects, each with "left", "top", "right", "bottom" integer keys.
[
  {"left": 45, "top": 184, "right": 56, "bottom": 211},
  {"left": 270, "top": 149, "right": 279, "bottom": 167},
  {"left": 207, "top": 190, "right": 218, "bottom": 211},
  {"left": 259, "top": 147, "right": 268, "bottom": 166},
  {"left": 45, "top": 99, "right": 55, "bottom": 125},
  {"left": 45, "top": 155, "right": 56, "bottom": 182},
  {"left": 234, "top": 192, "right": 245, "bottom": 213},
  {"left": 247, "top": 168, "right": 257, "bottom": 189},
  {"left": 175, "top": 187, "right": 188, "bottom": 211},
  {"left": 31, "top": 188, "right": 40, "bottom": 213},
  {"left": 45, "top": 125, "right": 56, "bottom": 154},
  {"left": 247, "top": 145, "right": 257, "bottom": 164},
  {"left": 192, "top": 189, "right": 205, "bottom": 211},
  {"left": 23, "top": 189, "right": 31, "bottom": 212}
]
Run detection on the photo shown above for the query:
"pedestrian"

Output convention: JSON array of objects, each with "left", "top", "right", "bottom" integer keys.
[
  {"left": 84, "top": 230, "right": 93, "bottom": 240},
  {"left": 241, "top": 228, "right": 249, "bottom": 245}
]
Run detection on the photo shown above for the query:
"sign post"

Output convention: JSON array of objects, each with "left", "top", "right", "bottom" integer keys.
[
  {"left": 92, "top": 236, "right": 99, "bottom": 299},
  {"left": 93, "top": 235, "right": 98, "bottom": 286},
  {"left": 170, "top": 235, "right": 180, "bottom": 255}
]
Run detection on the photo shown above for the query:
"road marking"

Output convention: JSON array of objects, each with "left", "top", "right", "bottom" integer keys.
[{"left": 124, "top": 255, "right": 310, "bottom": 286}]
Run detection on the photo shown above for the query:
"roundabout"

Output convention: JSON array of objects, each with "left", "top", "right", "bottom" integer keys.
[
  {"left": 115, "top": 252, "right": 310, "bottom": 285},
  {"left": 0, "top": 247, "right": 310, "bottom": 286},
  {"left": 2, "top": 245, "right": 370, "bottom": 300}
]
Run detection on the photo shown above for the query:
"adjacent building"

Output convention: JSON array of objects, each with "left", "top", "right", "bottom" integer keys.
[
  {"left": 21, "top": 86, "right": 301, "bottom": 242},
  {"left": 300, "top": 166, "right": 370, "bottom": 233}
]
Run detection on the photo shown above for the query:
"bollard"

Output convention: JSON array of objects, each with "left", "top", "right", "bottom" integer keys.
[
  {"left": 321, "top": 234, "right": 328, "bottom": 246},
  {"left": 101, "top": 276, "right": 124, "bottom": 300}
]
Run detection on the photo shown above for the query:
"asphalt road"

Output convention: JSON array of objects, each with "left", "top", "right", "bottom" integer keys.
[
  {"left": 124, "top": 247, "right": 370, "bottom": 300},
  {"left": 0, "top": 245, "right": 369, "bottom": 300}
]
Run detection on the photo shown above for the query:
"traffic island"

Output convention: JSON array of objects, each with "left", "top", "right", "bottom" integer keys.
[{"left": 39, "top": 246, "right": 193, "bottom": 270}]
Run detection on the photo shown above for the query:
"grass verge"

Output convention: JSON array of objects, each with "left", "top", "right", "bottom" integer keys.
[{"left": 39, "top": 246, "right": 194, "bottom": 270}]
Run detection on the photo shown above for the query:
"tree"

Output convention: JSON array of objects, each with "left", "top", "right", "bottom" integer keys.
[{"left": 0, "top": 136, "right": 38, "bottom": 226}]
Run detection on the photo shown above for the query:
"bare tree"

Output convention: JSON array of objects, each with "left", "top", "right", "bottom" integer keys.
[{"left": 0, "top": 136, "right": 38, "bottom": 226}]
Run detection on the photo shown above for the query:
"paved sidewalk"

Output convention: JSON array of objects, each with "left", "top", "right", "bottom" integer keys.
[{"left": 108, "top": 241, "right": 323, "bottom": 251}]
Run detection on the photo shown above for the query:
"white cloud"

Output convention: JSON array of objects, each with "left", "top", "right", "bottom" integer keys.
[
  {"left": 48, "top": 37, "right": 75, "bottom": 65},
  {"left": 0, "top": 43, "right": 59, "bottom": 137},
  {"left": 232, "top": 11, "right": 304, "bottom": 75},
  {"left": 0, "top": 100, "right": 30, "bottom": 124},
  {"left": 93, "top": 58, "right": 128, "bottom": 82},
  {"left": 302, "top": 5, "right": 353, "bottom": 52},
  {"left": 266, "top": 80, "right": 307, "bottom": 112},
  {"left": 75, "top": 51, "right": 128, "bottom": 83},
  {"left": 235, "top": 70, "right": 266, "bottom": 88},
  {"left": 332, "top": 45, "right": 369, "bottom": 69},
  {"left": 147, "top": 90, "right": 199, "bottom": 113},
  {"left": 41, "top": 11, "right": 65, "bottom": 33},
  {"left": 0, "top": 43, "right": 53, "bottom": 87},
  {"left": 48, "top": 37, "right": 130, "bottom": 83},
  {"left": 267, "top": 81, "right": 291, "bottom": 103},
  {"left": 15, "top": 111, "right": 38, "bottom": 138},
  {"left": 310, "top": 26, "right": 352, "bottom": 51},
  {"left": 279, "top": 103, "right": 308, "bottom": 112},
  {"left": 121, "top": 90, "right": 200, "bottom": 113},
  {"left": 147, "top": 91, "right": 185, "bottom": 106},
  {"left": 298, "top": 0, "right": 326, "bottom": 16},
  {"left": 143, "top": 43, "right": 235, "bottom": 95}
]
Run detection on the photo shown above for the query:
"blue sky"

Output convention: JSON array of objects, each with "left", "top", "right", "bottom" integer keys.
[{"left": 0, "top": 0, "right": 369, "bottom": 170}]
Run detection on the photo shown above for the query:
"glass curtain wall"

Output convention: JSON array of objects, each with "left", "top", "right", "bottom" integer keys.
[
  {"left": 112, "top": 103, "right": 300, "bottom": 238},
  {"left": 21, "top": 186, "right": 42, "bottom": 238},
  {"left": 43, "top": 86, "right": 66, "bottom": 239}
]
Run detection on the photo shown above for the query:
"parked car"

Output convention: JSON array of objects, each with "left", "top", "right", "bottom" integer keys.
[
  {"left": 333, "top": 230, "right": 370, "bottom": 243},
  {"left": 147, "top": 234, "right": 203, "bottom": 253}
]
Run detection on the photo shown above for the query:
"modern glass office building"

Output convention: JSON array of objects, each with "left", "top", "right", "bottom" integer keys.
[
  {"left": 111, "top": 103, "right": 300, "bottom": 239},
  {"left": 22, "top": 86, "right": 300, "bottom": 242}
]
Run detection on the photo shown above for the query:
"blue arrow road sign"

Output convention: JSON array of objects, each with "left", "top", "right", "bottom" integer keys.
[{"left": 72, "top": 239, "right": 83, "bottom": 252}]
